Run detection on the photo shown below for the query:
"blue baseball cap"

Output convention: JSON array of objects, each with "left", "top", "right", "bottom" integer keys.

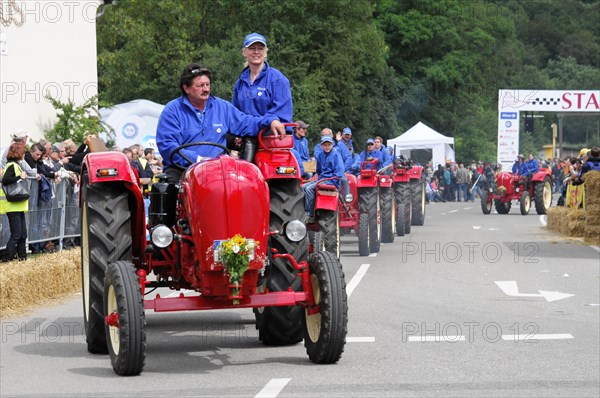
[
  {"left": 343, "top": 127, "right": 352, "bottom": 135},
  {"left": 320, "top": 136, "right": 335, "bottom": 145},
  {"left": 244, "top": 33, "right": 267, "bottom": 48},
  {"left": 366, "top": 138, "right": 375, "bottom": 144}
]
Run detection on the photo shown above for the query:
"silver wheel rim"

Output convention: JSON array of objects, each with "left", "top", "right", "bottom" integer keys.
[{"left": 107, "top": 285, "right": 120, "bottom": 354}]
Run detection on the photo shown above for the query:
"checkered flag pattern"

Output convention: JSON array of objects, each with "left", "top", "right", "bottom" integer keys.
[{"left": 530, "top": 97, "right": 560, "bottom": 106}]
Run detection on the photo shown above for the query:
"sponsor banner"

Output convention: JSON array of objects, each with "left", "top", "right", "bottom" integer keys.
[
  {"left": 497, "top": 111, "right": 519, "bottom": 171},
  {"left": 499, "top": 89, "right": 599, "bottom": 113}
]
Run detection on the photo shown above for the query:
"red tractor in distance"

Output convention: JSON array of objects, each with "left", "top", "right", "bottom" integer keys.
[
  {"left": 80, "top": 128, "right": 348, "bottom": 376},
  {"left": 338, "top": 160, "right": 381, "bottom": 256},
  {"left": 390, "top": 157, "right": 413, "bottom": 237},
  {"left": 480, "top": 169, "right": 553, "bottom": 215}
]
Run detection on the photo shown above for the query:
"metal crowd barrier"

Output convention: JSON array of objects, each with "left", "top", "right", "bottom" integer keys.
[{"left": 0, "top": 177, "right": 80, "bottom": 251}]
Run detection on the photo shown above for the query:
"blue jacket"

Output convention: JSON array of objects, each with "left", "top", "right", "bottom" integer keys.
[
  {"left": 314, "top": 141, "right": 352, "bottom": 171},
  {"left": 293, "top": 134, "right": 310, "bottom": 162},
  {"left": 157, "top": 95, "right": 277, "bottom": 169},
  {"left": 349, "top": 154, "right": 361, "bottom": 175},
  {"left": 359, "top": 149, "right": 384, "bottom": 171},
  {"left": 526, "top": 159, "right": 539, "bottom": 175},
  {"left": 377, "top": 146, "right": 392, "bottom": 167},
  {"left": 512, "top": 161, "right": 529, "bottom": 176},
  {"left": 232, "top": 61, "right": 293, "bottom": 123},
  {"left": 316, "top": 148, "right": 344, "bottom": 188}
]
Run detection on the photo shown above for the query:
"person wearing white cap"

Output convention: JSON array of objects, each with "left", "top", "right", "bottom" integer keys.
[{"left": 231, "top": 32, "right": 292, "bottom": 161}]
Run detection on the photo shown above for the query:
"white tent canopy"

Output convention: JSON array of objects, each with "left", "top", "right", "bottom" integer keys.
[{"left": 387, "top": 122, "right": 455, "bottom": 167}]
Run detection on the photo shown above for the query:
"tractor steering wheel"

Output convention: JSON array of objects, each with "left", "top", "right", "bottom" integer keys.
[{"left": 169, "top": 141, "right": 231, "bottom": 171}]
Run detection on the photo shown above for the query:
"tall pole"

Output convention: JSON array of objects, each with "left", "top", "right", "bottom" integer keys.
[
  {"left": 551, "top": 123, "right": 557, "bottom": 159},
  {"left": 558, "top": 114, "right": 564, "bottom": 159}
]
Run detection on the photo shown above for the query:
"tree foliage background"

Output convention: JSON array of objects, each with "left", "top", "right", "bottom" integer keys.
[{"left": 96, "top": 0, "right": 600, "bottom": 162}]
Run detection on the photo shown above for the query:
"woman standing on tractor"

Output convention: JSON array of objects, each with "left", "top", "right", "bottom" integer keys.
[{"left": 231, "top": 32, "right": 293, "bottom": 160}]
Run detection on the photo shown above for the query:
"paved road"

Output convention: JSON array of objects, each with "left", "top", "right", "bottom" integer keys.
[{"left": 1, "top": 201, "right": 599, "bottom": 397}]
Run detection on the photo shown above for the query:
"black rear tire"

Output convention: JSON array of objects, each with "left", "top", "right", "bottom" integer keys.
[
  {"left": 534, "top": 176, "right": 552, "bottom": 214},
  {"left": 358, "top": 213, "right": 369, "bottom": 257},
  {"left": 104, "top": 261, "right": 146, "bottom": 376},
  {"left": 411, "top": 179, "right": 426, "bottom": 226},
  {"left": 520, "top": 191, "right": 531, "bottom": 215},
  {"left": 359, "top": 188, "right": 380, "bottom": 253},
  {"left": 380, "top": 187, "right": 394, "bottom": 243},
  {"left": 395, "top": 203, "right": 405, "bottom": 237},
  {"left": 303, "top": 251, "right": 348, "bottom": 364},
  {"left": 495, "top": 199, "right": 511, "bottom": 214},
  {"left": 481, "top": 191, "right": 492, "bottom": 214},
  {"left": 81, "top": 175, "right": 132, "bottom": 354},
  {"left": 255, "top": 180, "right": 307, "bottom": 346}
]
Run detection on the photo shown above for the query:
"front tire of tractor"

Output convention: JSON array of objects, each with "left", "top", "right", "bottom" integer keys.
[
  {"left": 359, "top": 188, "right": 380, "bottom": 253},
  {"left": 255, "top": 180, "right": 307, "bottom": 346},
  {"left": 317, "top": 210, "right": 340, "bottom": 259},
  {"left": 481, "top": 191, "right": 492, "bottom": 214},
  {"left": 303, "top": 251, "right": 348, "bottom": 364},
  {"left": 104, "top": 261, "right": 146, "bottom": 376},
  {"left": 520, "top": 191, "right": 531, "bottom": 215},
  {"left": 380, "top": 187, "right": 394, "bottom": 243},
  {"left": 81, "top": 174, "right": 133, "bottom": 354},
  {"left": 534, "top": 176, "right": 552, "bottom": 214},
  {"left": 411, "top": 180, "right": 426, "bottom": 226},
  {"left": 358, "top": 212, "right": 370, "bottom": 257}
]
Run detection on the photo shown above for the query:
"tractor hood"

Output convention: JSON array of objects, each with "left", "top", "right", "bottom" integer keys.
[{"left": 181, "top": 156, "right": 270, "bottom": 263}]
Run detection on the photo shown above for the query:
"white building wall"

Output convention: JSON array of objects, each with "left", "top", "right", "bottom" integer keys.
[{"left": 1, "top": 0, "right": 103, "bottom": 148}]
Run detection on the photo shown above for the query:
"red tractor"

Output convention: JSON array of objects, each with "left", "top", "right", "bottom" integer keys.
[
  {"left": 338, "top": 160, "right": 381, "bottom": 256},
  {"left": 378, "top": 169, "right": 395, "bottom": 243},
  {"left": 306, "top": 177, "right": 341, "bottom": 258},
  {"left": 480, "top": 169, "right": 553, "bottom": 215},
  {"left": 390, "top": 157, "right": 413, "bottom": 237},
  {"left": 80, "top": 130, "right": 348, "bottom": 376}
]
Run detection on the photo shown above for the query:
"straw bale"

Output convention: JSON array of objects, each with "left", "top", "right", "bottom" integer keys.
[
  {"left": 546, "top": 207, "right": 566, "bottom": 232},
  {"left": 584, "top": 225, "right": 600, "bottom": 245},
  {"left": 0, "top": 250, "right": 81, "bottom": 318},
  {"left": 585, "top": 204, "right": 600, "bottom": 220}
]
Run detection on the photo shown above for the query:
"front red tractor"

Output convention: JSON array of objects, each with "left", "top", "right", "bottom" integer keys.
[
  {"left": 80, "top": 136, "right": 348, "bottom": 376},
  {"left": 481, "top": 169, "right": 553, "bottom": 215}
]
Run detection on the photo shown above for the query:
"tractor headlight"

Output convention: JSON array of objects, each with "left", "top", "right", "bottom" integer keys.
[
  {"left": 284, "top": 219, "right": 307, "bottom": 242},
  {"left": 516, "top": 187, "right": 520, "bottom": 192},
  {"left": 489, "top": 188, "right": 493, "bottom": 192},
  {"left": 344, "top": 193, "right": 354, "bottom": 203},
  {"left": 151, "top": 225, "right": 174, "bottom": 248}
]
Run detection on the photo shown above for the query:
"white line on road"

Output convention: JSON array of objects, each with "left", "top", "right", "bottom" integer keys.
[
  {"left": 502, "top": 334, "right": 574, "bottom": 341},
  {"left": 449, "top": 210, "right": 458, "bottom": 213},
  {"left": 473, "top": 226, "right": 481, "bottom": 230},
  {"left": 368, "top": 253, "right": 377, "bottom": 257},
  {"left": 463, "top": 207, "right": 472, "bottom": 210},
  {"left": 590, "top": 245, "right": 600, "bottom": 253},
  {"left": 408, "top": 335, "right": 466, "bottom": 342},
  {"left": 346, "top": 264, "right": 370, "bottom": 298},
  {"left": 255, "top": 378, "right": 291, "bottom": 398},
  {"left": 347, "top": 337, "right": 376, "bottom": 342},
  {"left": 539, "top": 215, "right": 547, "bottom": 226}
]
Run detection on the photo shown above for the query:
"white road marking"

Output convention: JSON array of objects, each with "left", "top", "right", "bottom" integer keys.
[
  {"left": 346, "top": 264, "right": 370, "bottom": 298},
  {"left": 463, "top": 207, "right": 472, "bottom": 210},
  {"left": 368, "top": 253, "right": 377, "bottom": 257},
  {"left": 255, "top": 378, "right": 291, "bottom": 398},
  {"left": 408, "top": 335, "right": 466, "bottom": 342},
  {"left": 473, "top": 226, "right": 481, "bottom": 230},
  {"left": 563, "top": 273, "right": 569, "bottom": 277},
  {"left": 489, "top": 228, "right": 500, "bottom": 231},
  {"left": 539, "top": 215, "right": 547, "bottom": 226},
  {"left": 347, "top": 337, "right": 375, "bottom": 343},
  {"left": 585, "top": 303, "right": 600, "bottom": 307},
  {"left": 495, "top": 281, "right": 574, "bottom": 302},
  {"left": 502, "top": 334, "right": 574, "bottom": 341},
  {"left": 441, "top": 213, "right": 446, "bottom": 215},
  {"left": 449, "top": 210, "right": 458, "bottom": 213},
  {"left": 590, "top": 246, "right": 600, "bottom": 253}
]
